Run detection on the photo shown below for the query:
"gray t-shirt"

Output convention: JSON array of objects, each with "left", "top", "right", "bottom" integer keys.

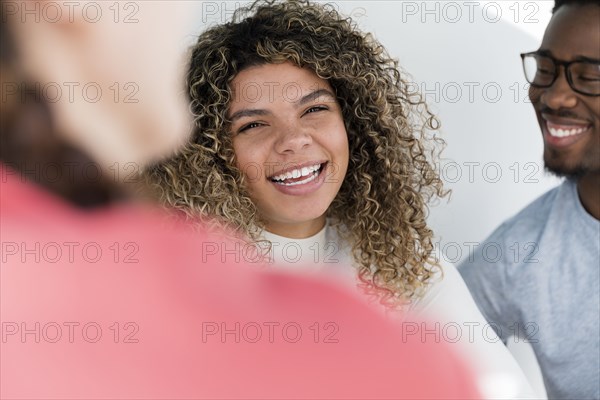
[{"left": 459, "top": 179, "right": 600, "bottom": 400}]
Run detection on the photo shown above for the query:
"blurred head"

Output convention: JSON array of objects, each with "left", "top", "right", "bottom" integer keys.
[
  {"left": 146, "top": 0, "right": 446, "bottom": 308},
  {"left": 527, "top": 1, "right": 600, "bottom": 178},
  {"left": 1, "top": 1, "right": 196, "bottom": 177}
]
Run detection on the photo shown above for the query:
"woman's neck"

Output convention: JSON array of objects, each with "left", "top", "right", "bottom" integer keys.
[{"left": 264, "top": 216, "right": 327, "bottom": 239}]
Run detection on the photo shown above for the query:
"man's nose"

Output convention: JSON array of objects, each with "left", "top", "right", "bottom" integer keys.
[{"left": 540, "top": 67, "right": 578, "bottom": 110}]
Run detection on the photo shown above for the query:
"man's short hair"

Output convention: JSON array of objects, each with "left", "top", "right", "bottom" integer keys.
[{"left": 553, "top": 0, "right": 600, "bottom": 13}]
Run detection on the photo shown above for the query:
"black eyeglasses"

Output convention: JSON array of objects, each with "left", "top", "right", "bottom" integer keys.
[{"left": 520, "top": 51, "right": 600, "bottom": 96}]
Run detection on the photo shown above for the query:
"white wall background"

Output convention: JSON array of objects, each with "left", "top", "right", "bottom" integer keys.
[{"left": 191, "top": 2, "right": 560, "bottom": 397}]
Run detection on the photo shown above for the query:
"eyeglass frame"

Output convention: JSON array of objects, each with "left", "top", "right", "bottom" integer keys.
[{"left": 520, "top": 51, "right": 600, "bottom": 97}]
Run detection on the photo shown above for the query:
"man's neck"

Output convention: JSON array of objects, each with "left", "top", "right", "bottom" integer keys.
[{"left": 577, "top": 172, "right": 600, "bottom": 221}]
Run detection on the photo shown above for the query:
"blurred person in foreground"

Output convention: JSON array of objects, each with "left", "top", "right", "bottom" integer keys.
[
  {"left": 0, "top": 1, "right": 479, "bottom": 399},
  {"left": 460, "top": 0, "right": 600, "bottom": 398}
]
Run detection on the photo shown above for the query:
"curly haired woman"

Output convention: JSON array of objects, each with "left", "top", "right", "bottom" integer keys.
[{"left": 144, "top": 1, "right": 535, "bottom": 397}]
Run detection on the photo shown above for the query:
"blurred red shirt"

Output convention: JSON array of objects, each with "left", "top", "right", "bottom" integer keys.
[{"left": 1, "top": 164, "right": 479, "bottom": 399}]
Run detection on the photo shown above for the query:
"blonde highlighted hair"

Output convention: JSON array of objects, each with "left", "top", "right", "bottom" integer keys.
[{"left": 144, "top": 0, "right": 447, "bottom": 308}]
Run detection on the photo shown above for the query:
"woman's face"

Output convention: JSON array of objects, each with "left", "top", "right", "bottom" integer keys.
[{"left": 229, "top": 62, "right": 349, "bottom": 238}]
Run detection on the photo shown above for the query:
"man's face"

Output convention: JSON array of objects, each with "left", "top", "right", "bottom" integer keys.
[{"left": 528, "top": 4, "right": 600, "bottom": 178}]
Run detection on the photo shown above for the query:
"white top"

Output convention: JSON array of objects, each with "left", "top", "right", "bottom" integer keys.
[{"left": 261, "top": 222, "right": 537, "bottom": 399}]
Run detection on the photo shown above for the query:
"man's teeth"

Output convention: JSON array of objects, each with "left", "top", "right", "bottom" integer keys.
[
  {"left": 271, "top": 164, "right": 321, "bottom": 183},
  {"left": 547, "top": 124, "right": 588, "bottom": 138}
]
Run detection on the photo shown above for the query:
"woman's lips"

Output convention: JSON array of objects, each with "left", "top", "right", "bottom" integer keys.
[
  {"left": 269, "top": 162, "right": 328, "bottom": 196},
  {"left": 269, "top": 162, "right": 324, "bottom": 184}
]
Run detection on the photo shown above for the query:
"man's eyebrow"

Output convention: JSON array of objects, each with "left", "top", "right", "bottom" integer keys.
[
  {"left": 536, "top": 49, "right": 600, "bottom": 63},
  {"left": 575, "top": 55, "right": 600, "bottom": 63},
  {"left": 537, "top": 49, "right": 553, "bottom": 57},
  {"left": 295, "top": 89, "right": 337, "bottom": 107},
  {"left": 229, "top": 108, "right": 270, "bottom": 122}
]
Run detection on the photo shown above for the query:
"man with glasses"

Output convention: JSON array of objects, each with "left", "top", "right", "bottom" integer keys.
[{"left": 459, "top": 0, "right": 599, "bottom": 398}]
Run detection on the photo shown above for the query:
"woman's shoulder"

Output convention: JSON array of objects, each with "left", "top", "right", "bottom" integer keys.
[{"left": 410, "top": 259, "right": 479, "bottom": 318}]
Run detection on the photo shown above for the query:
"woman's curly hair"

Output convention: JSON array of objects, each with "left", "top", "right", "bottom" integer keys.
[{"left": 144, "top": 0, "right": 447, "bottom": 308}]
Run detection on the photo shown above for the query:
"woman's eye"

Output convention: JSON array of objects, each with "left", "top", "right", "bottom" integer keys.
[
  {"left": 304, "top": 105, "right": 328, "bottom": 115},
  {"left": 238, "top": 122, "right": 263, "bottom": 133}
]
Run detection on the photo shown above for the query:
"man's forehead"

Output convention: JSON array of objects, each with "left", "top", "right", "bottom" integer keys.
[{"left": 541, "top": 4, "right": 600, "bottom": 59}]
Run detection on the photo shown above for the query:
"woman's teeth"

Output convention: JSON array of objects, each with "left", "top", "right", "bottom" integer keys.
[{"left": 270, "top": 163, "right": 322, "bottom": 186}]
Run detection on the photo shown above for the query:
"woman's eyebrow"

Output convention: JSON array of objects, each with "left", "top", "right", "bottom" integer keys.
[
  {"left": 295, "top": 89, "right": 336, "bottom": 107},
  {"left": 229, "top": 108, "right": 270, "bottom": 122},
  {"left": 229, "top": 88, "right": 336, "bottom": 121}
]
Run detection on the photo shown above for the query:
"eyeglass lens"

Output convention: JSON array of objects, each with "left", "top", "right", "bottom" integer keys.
[{"left": 522, "top": 54, "right": 600, "bottom": 95}]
